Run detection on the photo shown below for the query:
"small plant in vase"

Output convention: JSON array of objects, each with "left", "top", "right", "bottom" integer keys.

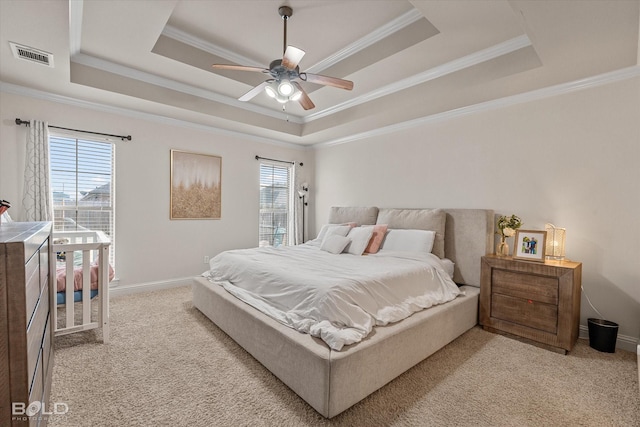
[{"left": 496, "top": 214, "right": 522, "bottom": 257}]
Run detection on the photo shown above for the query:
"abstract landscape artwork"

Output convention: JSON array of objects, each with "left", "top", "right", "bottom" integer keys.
[{"left": 170, "top": 150, "right": 221, "bottom": 219}]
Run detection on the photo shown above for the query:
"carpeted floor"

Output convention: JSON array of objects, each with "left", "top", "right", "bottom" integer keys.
[{"left": 48, "top": 285, "right": 639, "bottom": 427}]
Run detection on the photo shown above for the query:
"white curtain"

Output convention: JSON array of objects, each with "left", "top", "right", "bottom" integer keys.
[{"left": 22, "top": 120, "right": 52, "bottom": 221}]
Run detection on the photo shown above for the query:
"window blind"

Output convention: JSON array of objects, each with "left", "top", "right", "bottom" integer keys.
[
  {"left": 49, "top": 135, "right": 115, "bottom": 265},
  {"left": 259, "top": 162, "right": 292, "bottom": 247}
]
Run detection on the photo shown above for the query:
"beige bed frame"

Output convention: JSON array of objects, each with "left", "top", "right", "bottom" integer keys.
[{"left": 193, "top": 208, "right": 494, "bottom": 418}]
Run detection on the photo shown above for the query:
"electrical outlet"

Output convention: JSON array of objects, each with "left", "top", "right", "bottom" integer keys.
[{"left": 203, "top": 255, "right": 210, "bottom": 264}]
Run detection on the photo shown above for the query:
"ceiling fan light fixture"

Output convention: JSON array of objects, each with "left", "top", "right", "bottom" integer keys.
[
  {"left": 277, "top": 80, "right": 294, "bottom": 96},
  {"left": 265, "top": 84, "right": 277, "bottom": 98},
  {"left": 289, "top": 91, "right": 302, "bottom": 102}
]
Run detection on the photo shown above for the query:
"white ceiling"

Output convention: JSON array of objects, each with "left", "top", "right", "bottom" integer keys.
[{"left": 1, "top": 0, "right": 638, "bottom": 147}]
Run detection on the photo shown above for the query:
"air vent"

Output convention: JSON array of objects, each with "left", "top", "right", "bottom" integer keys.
[{"left": 10, "top": 42, "right": 54, "bottom": 67}]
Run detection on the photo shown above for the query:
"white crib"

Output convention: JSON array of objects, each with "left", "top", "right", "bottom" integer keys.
[{"left": 51, "top": 230, "right": 111, "bottom": 343}]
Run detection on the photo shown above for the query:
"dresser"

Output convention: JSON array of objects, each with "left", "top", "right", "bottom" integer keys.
[
  {"left": 479, "top": 255, "right": 582, "bottom": 354},
  {"left": 1, "top": 221, "right": 54, "bottom": 426}
]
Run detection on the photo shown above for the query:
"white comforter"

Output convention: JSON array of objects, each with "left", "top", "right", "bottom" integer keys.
[{"left": 203, "top": 244, "right": 460, "bottom": 351}]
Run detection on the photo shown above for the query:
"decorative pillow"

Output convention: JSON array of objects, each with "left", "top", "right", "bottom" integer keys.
[
  {"left": 316, "top": 223, "right": 355, "bottom": 241},
  {"left": 362, "top": 224, "right": 388, "bottom": 254},
  {"left": 344, "top": 227, "right": 374, "bottom": 256},
  {"left": 379, "top": 229, "right": 436, "bottom": 253},
  {"left": 441, "top": 258, "right": 455, "bottom": 278},
  {"left": 320, "top": 235, "right": 351, "bottom": 254},
  {"left": 376, "top": 208, "right": 446, "bottom": 258}
]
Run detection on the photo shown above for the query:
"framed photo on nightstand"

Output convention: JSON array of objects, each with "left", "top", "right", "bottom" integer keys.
[{"left": 513, "top": 229, "right": 546, "bottom": 262}]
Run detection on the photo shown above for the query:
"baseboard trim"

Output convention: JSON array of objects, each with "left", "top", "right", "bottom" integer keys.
[
  {"left": 579, "top": 324, "right": 639, "bottom": 353},
  {"left": 109, "top": 277, "right": 192, "bottom": 298}
]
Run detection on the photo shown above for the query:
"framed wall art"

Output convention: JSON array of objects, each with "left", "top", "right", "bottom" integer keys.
[
  {"left": 170, "top": 150, "right": 221, "bottom": 219},
  {"left": 513, "top": 229, "right": 546, "bottom": 262}
]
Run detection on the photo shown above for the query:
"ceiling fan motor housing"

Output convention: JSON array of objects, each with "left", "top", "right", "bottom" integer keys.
[{"left": 268, "top": 59, "right": 300, "bottom": 80}]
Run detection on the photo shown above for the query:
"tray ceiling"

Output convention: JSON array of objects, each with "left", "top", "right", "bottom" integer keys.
[{"left": 1, "top": 0, "right": 638, "bottom": 146}]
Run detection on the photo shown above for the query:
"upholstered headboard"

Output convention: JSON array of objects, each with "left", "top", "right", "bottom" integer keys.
[{"left": 328, "top": 207, "right": 494, "bottom": 287}]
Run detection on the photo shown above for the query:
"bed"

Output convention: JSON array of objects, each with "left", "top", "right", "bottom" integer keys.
[
  {"left": 52, "top": 230, "right": 112, "bottom": 343},
  {"left": 192, "top": 207, "right": 493, "bottom": 418}
]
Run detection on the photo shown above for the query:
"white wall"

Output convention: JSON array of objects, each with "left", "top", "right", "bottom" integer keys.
[
  {"left": 313, "top": 76, "right": 640, "bottom": 341},
  {"left": 0, "top": 92, "right": 312, "bottom": 287},
  {"left": 1, "top": 77, "right": 637, "bottom": 342}
]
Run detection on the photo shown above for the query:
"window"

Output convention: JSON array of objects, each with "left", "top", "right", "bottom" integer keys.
[
  {"left": 49, "top": 134, "right": 115, "bottom": 264},
  {"left": 259, "top": 161, "right": 293, "bottom": 247}
]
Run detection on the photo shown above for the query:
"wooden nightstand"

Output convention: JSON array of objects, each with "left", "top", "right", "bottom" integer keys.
[{"left": 480, "top": 255, "right": 582, "bottom": 354}]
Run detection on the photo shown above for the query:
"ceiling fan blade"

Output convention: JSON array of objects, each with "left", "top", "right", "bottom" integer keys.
[
  {"left": 238, "top": 81, "right": 270, "bottom": 102},
  {"left": 212, "top": 64, "right": 269, "bottom": 73},
  {"left": 282, "top": 46, "right": 305, "bottom": 70},
  {"left": 292, "top": 82, "right": 315, "bottom": 110},
  {"left": 300, "top": 73, "right": 354, "bottom": 91}
]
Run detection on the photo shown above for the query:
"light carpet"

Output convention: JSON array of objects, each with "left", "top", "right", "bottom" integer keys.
[{"left": 48, "top": 285, "right": 639, "bottom": 426}]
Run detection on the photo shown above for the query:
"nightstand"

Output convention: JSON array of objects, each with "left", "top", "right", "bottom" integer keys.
[{"left": 479, "top": 255, "right": 582, "bottom": 354}]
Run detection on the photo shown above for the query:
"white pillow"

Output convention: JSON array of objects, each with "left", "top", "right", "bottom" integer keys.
[
  {"left": 320, "top": 235, "right": 351, "bottom": 254},
  {"left": 344, "top": 227, "right": 374, "bottom": 256},
  {"left": 441, "top": 258, "right": 455, "bottom": 278},
  {"left": 320, "top": 225, "right": 352, "bottom": 245},
  {"left": 379, "top": 229, "right": 436, "bottom": 253}
]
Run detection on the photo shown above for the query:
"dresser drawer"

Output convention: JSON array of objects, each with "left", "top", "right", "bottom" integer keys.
[
  {"left": 26, "top": 288, "right": 49, "bottom": 379},
  {"left": 492, "top": 269, "right": 558, "bottom": 305},
  {"left": 39, "top": 244, "right": 49, "bottom": 289},
  {"left": 29, "top": 347, "right": 44, "bottom": 401},
  {"left": 42, "top": 317, "right": 52, "bottom": 378},
  {"left": 25, "top": 253, "right": 41, "bottom": 324},
  {"left": 491, "top": 293, "right": 558, "bottom": 334}
]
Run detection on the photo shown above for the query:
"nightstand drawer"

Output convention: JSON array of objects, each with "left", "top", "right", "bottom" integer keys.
[
  {"left": 492, "top": 269, "right": 558, "bottom": 305},
  {"left": 491, "top": 293, "right": 558, "bottom": 334}
]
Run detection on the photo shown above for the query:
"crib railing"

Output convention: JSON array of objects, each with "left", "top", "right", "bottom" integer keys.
[{"left": 51, "top": 230, "right": 111, "bottom": 343}]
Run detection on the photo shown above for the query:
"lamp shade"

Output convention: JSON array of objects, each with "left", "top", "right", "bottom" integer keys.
[{"left": 545, "top": 223, "right": 566, "bottom": 260}]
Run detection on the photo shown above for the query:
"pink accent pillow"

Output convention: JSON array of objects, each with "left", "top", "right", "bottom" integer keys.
[{"left": 364, "top": 224, "right": 388, "bottom": 254}]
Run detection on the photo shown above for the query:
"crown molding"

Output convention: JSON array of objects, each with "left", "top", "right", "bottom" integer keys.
[
  {"left": 3, "top": 65, "right": 636, "bottom": 151},
  {"left": 69, "top": 0, "right": 83, "bottom": 57},
  {"left": 305, "top": 35, "right": 532, "bottom": 122},
  {"left": 67, "top": 11, "right": 530, "bottom": 127},
  {"left": 313, "top": 65, "right": 640, "bottom": 148},
  {"left": 305, "top": 8, "right": 424, "bottom": 73},
  {"left": 161, "top": 25, "right": 265, "bottom": 69},
  {"left": 0, "top": 81, "right": 309, "bottom": 151},
  {"left": 71, "top": 53, "right": 304, "bottom": 124},
  {"left": 161, "top": 9, "right": 424, "bottom": 76}
]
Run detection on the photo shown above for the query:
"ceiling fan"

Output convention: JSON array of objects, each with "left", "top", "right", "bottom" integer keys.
[{"left": 212, "top": 6, "right": 354, "bottom": 110}]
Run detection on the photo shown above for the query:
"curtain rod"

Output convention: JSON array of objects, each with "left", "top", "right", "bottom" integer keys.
[
  {"left": 255, "top": 155, "right": 303, "bottom": 167},
  {"left": 15, "top": 118, "right": 132, "bottom": 141}
]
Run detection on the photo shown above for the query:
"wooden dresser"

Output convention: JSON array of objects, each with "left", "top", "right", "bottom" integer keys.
[
  {"left": 1, "top": 221, "right": 54, "bottom": 426},
  {"left": 480, "top": 254, "right": 582, "bottom": 354}
]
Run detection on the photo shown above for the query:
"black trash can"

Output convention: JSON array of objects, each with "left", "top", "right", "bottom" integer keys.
[{"left": 588, "top": 318, "right": 619, "bottom": 353}]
